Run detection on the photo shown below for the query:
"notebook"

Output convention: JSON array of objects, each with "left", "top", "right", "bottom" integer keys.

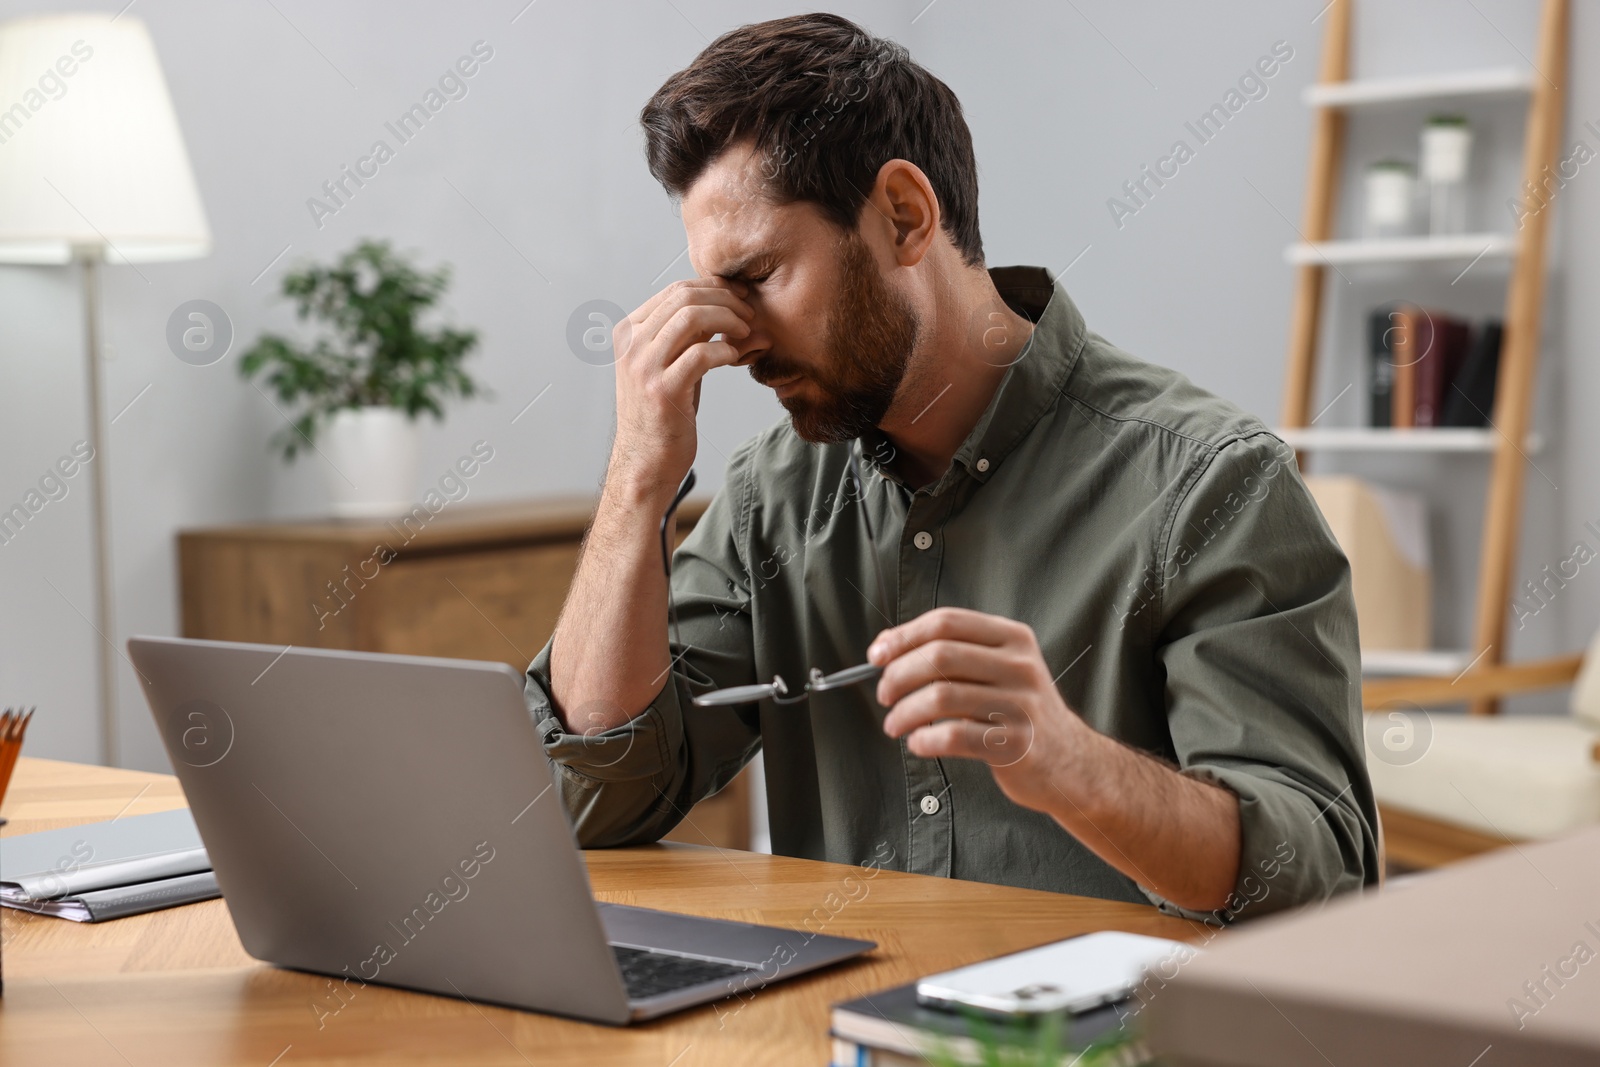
[{"left": 0, "top": 808, "right": 220, "bottom": 922}]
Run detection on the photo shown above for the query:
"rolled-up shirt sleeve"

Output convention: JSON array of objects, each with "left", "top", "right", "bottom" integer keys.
[
  {"left": 1145, "top": 432, "right": 1379, "bottom": 921},
  {"left": 523, "top": 446, "right": 762, "bottom": 848}
]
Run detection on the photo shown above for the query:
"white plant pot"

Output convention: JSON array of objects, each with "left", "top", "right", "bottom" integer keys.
[{"left": 322, "top": 408, "right": 420, "bottom": 519}]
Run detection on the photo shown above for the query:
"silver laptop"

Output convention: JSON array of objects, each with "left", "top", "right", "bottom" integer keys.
[{"left": 127, "top": 636, "right": 873, "bottom": 1024}]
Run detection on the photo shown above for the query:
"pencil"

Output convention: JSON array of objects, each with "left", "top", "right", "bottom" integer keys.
[
  {"left": 0, "top": 710, "right": 21, "bottom": 802},
  {"left": 0, "top": 707, "right": 33, "bottom": 809},
  {"left": 0, "top": 710, "right": 15, "bottom": 804}
]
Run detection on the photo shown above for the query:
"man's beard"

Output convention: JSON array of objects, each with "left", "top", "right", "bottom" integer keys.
[{"left": 749, "top": 230, "right": 919, "bottom": 444}]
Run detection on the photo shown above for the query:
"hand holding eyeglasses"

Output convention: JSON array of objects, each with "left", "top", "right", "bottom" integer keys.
[
  {"left": 870, "top": 606, "right": 1094, "bottom": 817},
  {"left": 661, "top": 455, "right": 1097, "bottom": 826},
  {"left": 662, "top": 447, "right": 891, "bottom": 709}
]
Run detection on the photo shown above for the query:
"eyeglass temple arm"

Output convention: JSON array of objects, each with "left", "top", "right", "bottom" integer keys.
[{"left": 660, "top": 469, "right": 698, "bottom": 576}]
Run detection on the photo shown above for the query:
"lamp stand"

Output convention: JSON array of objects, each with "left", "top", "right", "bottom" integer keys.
[{"left": 77, "top": 246, "right": 119, "bottom": 767}]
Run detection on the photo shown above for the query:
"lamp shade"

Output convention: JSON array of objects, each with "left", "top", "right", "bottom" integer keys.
[{"left": 0, "top": 13, "right": 209, "bottom": 264}]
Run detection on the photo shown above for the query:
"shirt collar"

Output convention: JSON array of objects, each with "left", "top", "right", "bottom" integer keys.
[{"left": 860, "top": 265, "right": 1084, "bottom": 492}]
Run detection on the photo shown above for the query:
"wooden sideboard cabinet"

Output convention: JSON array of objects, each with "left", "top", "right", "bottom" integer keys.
[{"left": 177, "top": 496, "right": 750, "bottom": 850}]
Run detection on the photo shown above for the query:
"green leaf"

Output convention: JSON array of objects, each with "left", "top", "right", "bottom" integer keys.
[
  {"left": 236, "top": 239, "right": 484, "bottom": 462},
  {"left": 922, "top": 1005, "right": 1151, "bottom": 1067}
]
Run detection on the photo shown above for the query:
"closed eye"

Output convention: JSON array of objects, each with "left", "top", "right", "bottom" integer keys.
[{"left": 722, "top": 259, "right": 777, "bottom": 286}]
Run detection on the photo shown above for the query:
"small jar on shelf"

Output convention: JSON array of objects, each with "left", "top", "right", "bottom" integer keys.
[
  {"left": 1363, "top": 160, "right": 1417, "bottom": 239},
  {"left": 1421, "top": 114, "right": 1473, "bottom": 235}
]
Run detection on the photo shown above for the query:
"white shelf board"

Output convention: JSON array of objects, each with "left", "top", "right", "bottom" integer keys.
[
  {"left": 1275, "top": 427, "right": 1544, "bottom": 454},
  {"left": 1285, "top": 233, "right": 1516, "bottom": 266},
  {"left": 1362, "top": 649, "right": 1475, "bottom": 678},
  {"left": 1304, "top": 67, "right": 1536, "bottom": 107}
]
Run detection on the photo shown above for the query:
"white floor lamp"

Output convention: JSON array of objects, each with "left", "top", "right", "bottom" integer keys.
[{"left": 0, "top": 15, "right": 210, "bottom": 765}]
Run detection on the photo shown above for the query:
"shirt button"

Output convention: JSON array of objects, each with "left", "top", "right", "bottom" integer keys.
[
  {"left": 976, "top": 458, "right": 990, "bottom": 473},
  {"left": 920, "top": 794, "right": 941, "bottom": 816},
  {"left": 913, "top": 531, "right": 933, "bottom": 550}
]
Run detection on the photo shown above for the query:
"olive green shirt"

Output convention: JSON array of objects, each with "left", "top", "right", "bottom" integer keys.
[{"left": 525, "top": 265, "right": 1379, "bottom": 921}]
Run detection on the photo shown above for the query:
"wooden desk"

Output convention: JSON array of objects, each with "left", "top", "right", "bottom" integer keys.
[
  {"left": 176, "top": 496, "right": 750, "bottom": 852},
  {"left": 0, "top": 758, "right": 1199, "bottom": 1065}
]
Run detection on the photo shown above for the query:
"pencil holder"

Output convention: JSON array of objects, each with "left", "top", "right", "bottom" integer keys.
[{"left": 0, "top": 707, "right": 34, "bottom": 809}]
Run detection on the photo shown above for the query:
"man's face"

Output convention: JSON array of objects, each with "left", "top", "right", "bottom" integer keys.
[{"left": 681, "top": 145, "right": 920, "bottom": 443}]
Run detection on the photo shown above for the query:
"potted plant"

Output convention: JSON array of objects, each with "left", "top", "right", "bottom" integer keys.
[{"left": 239, "top": 240, "right": 482, "bottom": 518}]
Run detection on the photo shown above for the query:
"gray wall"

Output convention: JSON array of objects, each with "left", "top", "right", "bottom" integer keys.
[{"left": 0, "top": 0, "right": 1591, "bottom": 771}]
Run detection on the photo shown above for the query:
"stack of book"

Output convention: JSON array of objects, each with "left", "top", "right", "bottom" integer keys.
[
  {"left": 830, "top": 981, "right": 1150, "bottom": 1066},
  {"left": 0, "top": 808, "right": 220, "bottom": 922},
  {"left": 1368, "top": 305, "right": 1502, "bottom": 429}
]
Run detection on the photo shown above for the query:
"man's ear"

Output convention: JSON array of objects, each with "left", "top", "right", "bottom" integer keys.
[{"left": 866, "top": 158, "right": 940, "bottom": 267}]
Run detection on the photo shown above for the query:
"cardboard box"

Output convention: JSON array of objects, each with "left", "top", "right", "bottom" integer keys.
[
  {"left": 1304, "top": 475, "right": 1431, "bottom": 652},
  {"left": 1148, "top": 825, "right": 1600, "bottom": 1066}
]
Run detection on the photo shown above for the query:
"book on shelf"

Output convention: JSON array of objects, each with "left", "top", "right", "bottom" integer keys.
[
  {"left": 1367, "top": 307, "right": 1396, "bottom": 428},
  {"left": 1367, "top": 306, "right": 1502, "bottom": 430},
  {"left": 1414, "top": 313, "right": 1470, "bottom": 427},
  {"left": 1442, "top": 319, "right": 1503, "bottom": 427}
]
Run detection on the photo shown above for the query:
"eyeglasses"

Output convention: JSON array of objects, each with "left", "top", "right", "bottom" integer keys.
[{"left": 661, "top": 446, "right": 891, "bottom": 708}]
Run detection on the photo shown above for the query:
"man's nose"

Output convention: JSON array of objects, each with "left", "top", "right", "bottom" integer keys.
[{"left": 728, "top": 325, "right": 767, "bottom": 366}]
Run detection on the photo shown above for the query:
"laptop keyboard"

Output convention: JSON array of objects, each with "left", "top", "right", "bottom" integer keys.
[{"left": 610, "top": 944, "right": 756, "bottom": 1000}]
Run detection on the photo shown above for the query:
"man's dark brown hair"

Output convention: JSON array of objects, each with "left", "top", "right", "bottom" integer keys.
[{"left": 641, "top": 12, "right": 984, "bottom": 268}]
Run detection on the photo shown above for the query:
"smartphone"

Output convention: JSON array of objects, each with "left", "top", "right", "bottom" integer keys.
[{"left": 915, "top": 931, "right": 1196, "bottom": 1018}]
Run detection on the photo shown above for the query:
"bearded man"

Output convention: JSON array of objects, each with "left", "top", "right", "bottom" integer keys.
[{"left": 523, "top": 13, "right": 1378, "bottom": 921}]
